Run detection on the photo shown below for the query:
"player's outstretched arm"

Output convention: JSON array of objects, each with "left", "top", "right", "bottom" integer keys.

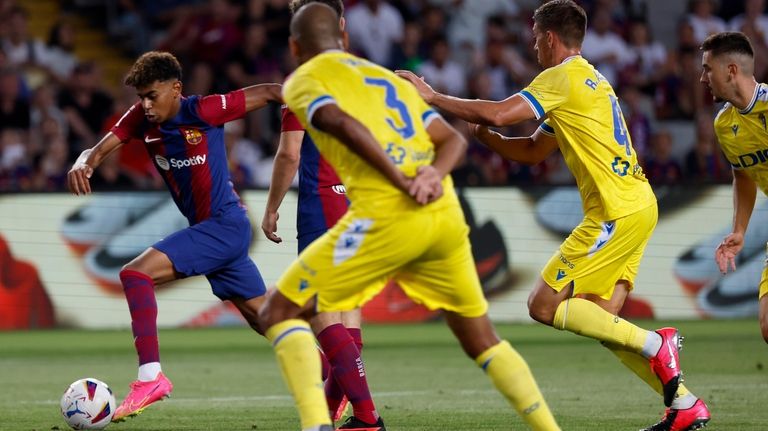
[
  {"left": 469, "top": 124, "right": 558, "bottom": 165},
  {"left": 243, "top": 83, "right": 283, "bottom": 112},
  {"left": 395, "top": 70, "right": 536, "bottom": 127},
  {"left": 67, "top": 132, "right": 124, "bottom": 196},
  {"left": 262, "top": 130, "right": 303, "bottom": 243},
  {"left": 312, "top": 103, "right": 410, "bottom": 193},
  {"left": 716, "top": 169, "right": 757, "bottom": 273}
]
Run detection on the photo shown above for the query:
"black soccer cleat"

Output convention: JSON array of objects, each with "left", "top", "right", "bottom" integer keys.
[{"left": 336, "top": 416, "right": 386, "bottom": 431}]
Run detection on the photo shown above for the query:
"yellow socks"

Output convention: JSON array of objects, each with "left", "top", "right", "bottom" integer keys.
[
  {"left": 553, "top": 298, "right": 647, "bottom": 352},
  {"left": 266, "top": 319, "right": 331, "bottom": 429},
  {"left": 604, "top": 343, "right": 694, "bottom": 408},
  {"left": 476, "top": 341, "right": 561, "bottom": 431}
]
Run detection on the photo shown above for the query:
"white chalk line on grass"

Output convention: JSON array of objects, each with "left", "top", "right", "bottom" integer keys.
[{"left": 21, "top": 389, "right": 497, "bottom": 406}]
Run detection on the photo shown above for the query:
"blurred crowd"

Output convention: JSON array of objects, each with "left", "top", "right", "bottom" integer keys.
[{"left": 1, "top": 0, "right": 763, "bottom": 192}]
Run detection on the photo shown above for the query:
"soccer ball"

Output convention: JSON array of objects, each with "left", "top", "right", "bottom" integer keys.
[{"left": 60, "top": 378, "right": 116, "bottom": 430}]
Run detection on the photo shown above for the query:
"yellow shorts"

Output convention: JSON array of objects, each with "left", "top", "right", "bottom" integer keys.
[
  {"left": 541, "top": 203, "right": 658, "bottom": 299},
  {"left": 759, "top": 247, "right": 768, "bottom": 299},
  {"left": 276, "top": 204, "right": 488, "bottom": 317}
]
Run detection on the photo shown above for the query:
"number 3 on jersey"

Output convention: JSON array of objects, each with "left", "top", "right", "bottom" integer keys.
[
  {"left": 365, "top": 77, "right": 415, "bottom": 164},
  {"left": 364, "top": 78, "right": 415, "bottom": 139}
]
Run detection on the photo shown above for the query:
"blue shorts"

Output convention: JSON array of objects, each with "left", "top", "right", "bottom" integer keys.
[
  {"left": 153, "top": 209, "right": 266, "bottom": 301},
  {"left": 297, "top": 229, "right": 327, "bottom": 253}
]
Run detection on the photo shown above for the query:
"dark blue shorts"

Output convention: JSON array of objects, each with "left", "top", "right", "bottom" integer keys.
[
  {"left": 153, "top": 209, "right": 266, "bottom": 301},
  {"left": 297, "top": 228, "right": 327, "bottom": 253}
]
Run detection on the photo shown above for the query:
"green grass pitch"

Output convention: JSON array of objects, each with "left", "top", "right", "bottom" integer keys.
[{"left": 1, "top": 319, "right": 765, "bottom": 430}]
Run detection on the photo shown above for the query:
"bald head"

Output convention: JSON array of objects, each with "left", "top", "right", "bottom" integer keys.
[{"left": 289, "top": 2, "right": 343, "bottom": 61}]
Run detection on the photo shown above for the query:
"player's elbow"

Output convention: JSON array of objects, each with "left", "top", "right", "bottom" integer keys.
[{"left": 276, "top": 148, "right": 300, "bottom": 165}]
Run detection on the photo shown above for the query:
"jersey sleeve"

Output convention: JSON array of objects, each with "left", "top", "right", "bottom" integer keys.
[
  {"left": 110, "top": 103, "right": 144, "bottom": 142},
  {"left": 518, "top": 66, "right": 570, "bottom": 120},
  {"left": 538, "top": 119, "right": 555, "bottom": 136},
  {"left": 196, "top": 89, "right": 247, "bottom": 126},
  {"left": 283, "top": 70, "right": 336, "bottom": 129},
  {"left": 281, "top": 105, "right": 304, "bottom": 132}
]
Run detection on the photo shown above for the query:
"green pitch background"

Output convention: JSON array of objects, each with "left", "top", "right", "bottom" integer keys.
[{"left": 1, "top": 319, "right": 765, "bottom": 430}]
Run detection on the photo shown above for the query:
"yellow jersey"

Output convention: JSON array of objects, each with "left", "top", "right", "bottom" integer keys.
[
  {"left": 283, "top": 50, "right": 458, "bottom": 215},
  {"left": 520, "top": 55, "right": 656, "bottom": 220},
  {"left": 714, "top": 82, "right": 768, "bottom": 195}
]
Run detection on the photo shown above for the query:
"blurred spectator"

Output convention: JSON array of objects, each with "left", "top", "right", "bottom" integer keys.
[
  {"left": 729, "top": 0, "right": 768, "bottom": 80},
  {"left": 685, "top": 113, "right": 731, "bottom": 183},
  {"left": 417, "top": 36, "right": 466, "bottom": 97},
  {"left": 621, "top": 20, "right": 667, "bottom": 94},
  {"left": 655, "top": 47, "right": 704, "bottom": 120},
  {"left": 259, "top": 0, "right": 292, "bottom": 54},
  {"left": 109, "top": 0, "right": 152, "bottom": 55},
  {"left": 686, "top": 0, "right": 726, "bottom": 44},
  {"left": 418, "top": 5, "right": 447, "bottom": 50},
  {"left": 346, "top": 0, "right": 404, "bottom": 68},
  {"left": 389, "top": 21, "right": 426, "bottom": 72},
  {"left": 225, "top": 22, "right": 284, "bottom": 90},
  {"left": 32, "top": 117, "right": 68, "bottom": 190},
  {"left": 185, "top": 62, "right": 216, "bottom": 96},
  {"left": 0, "top": 128, "right": 32, "bottom": 190},
  {"left": 158, "top": 0, "right": 243, "bottom": 67},
  {"left": 428, "top": 0, "right": 518, "bottom": 65},
  {"left": 729, "top": 0, "right": 768, "bottom": 46},
  {"left": 478, "top": 38, "right": 532, "bottom": 100},
  {"left": 1, "top": 6, "right": 51, "bottom": 89},
  {"left": 581, "top": 8, "right": 631, "bottom": 86},
  {"left": 57, "top": 62, "right": 114, "bottom": 160},
  {"left": 224, "top": 118, "right": 273, "bottom": 188},
  {"left": 620, "top": 85, "right": 654, "bottom": 164},
  {"left": 30, "top": 83, "right": 68, "bottom": 155},
  {"left": 45, "top": 19, "right": 78, "bottom": 84},
  {"left": 89, "top": 148, "right": 137, "bottom": 190},
  {"left": 644, "top": 130, "right": 683, "bottom": 184},
  {"left": 0, "top": 66, "right": 30, "bottom": 132}
]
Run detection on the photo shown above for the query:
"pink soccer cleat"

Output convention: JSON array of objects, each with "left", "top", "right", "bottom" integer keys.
[
  {"left": 649, "top": 327, "right": 683, "bottom": 407},
  {"left": 112, "top": 372, "right": 173, "bottom": 422},
  {"left": 640, "top": 398, "right": 711, "bottom": 431}
]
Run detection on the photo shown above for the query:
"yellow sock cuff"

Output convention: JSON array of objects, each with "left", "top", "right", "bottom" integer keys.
[
  {"left": 475, "top": 340, "right": 511, "bottom": 370},
  {"left": 266, "top": 319, "right": 312, "bottom": 345},
  {"left": 553, "top": 299, "right": 569, "bottom": 330}
]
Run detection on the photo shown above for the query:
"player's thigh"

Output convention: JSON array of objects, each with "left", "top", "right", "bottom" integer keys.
[
  {"left": 206, "top": 255, "right": 267, "bottom": 301},
  {"left": 277, "top": 213, "right": 425, "bottom": 312},
  {"left": 154, "top": 213, "right": 252, "bottom": 277},
  {"left": 124, "top": 247, "right": 178, "bottom": 284},
  {"left": 396, "top": 214, "right": 488, "bottom": 318},
  {"left": 541, "top": 203, "right": 657, "bottom": 300}
]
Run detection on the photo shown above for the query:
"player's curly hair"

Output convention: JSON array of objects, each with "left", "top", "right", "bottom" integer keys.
[
  {"left": 289, "top": 0, "right": 343, "bottom": 17},
  {"left": 124, "top": 51, "right": 182, "bottom": 88},
  {"left": 533, "top": 0, "right": 587, "bottom": 48}
]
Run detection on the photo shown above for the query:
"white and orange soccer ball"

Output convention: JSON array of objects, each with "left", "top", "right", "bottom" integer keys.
[{"left": 60, "top": 378, "right": 115, "bottom": 430}]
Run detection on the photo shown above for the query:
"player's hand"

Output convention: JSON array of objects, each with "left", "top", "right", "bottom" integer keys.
[
  {"left": 395, "top": 70, "right": 437, "bottom": 104},
  {"left": 67, "top": 162, "right": 94, "bottom": 196},
  {"left": 715, "top": 232, "right": 744, "bottom": 274},
  {"left": 261, "top": 210, "right": 282, "bottom": 243},
  {"left": 409, "top": 165, "right": 443, "bottom": 205},
  {"left": 467, "top": 122, "right": 490, "bottom": 141}
]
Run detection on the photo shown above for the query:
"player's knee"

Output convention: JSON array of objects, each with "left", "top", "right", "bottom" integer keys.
[
  {"left": 760, "top": 320, "right": 768, "bottom": 344},
  {"left": 527, "top": 297, "right": 555, "bottom": 326}
]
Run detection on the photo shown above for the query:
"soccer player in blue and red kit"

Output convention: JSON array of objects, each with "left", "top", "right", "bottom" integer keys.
[
  {"left": 260, "top": 2, "right": 383, "bottom": 429},
  {"left": 67, "top": 51, "right": 282, "bottom": 422}
]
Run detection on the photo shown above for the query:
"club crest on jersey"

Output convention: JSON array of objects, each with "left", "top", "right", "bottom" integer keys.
[{"left": 182, "top": 128, "right": 203, "bottom": 145}]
